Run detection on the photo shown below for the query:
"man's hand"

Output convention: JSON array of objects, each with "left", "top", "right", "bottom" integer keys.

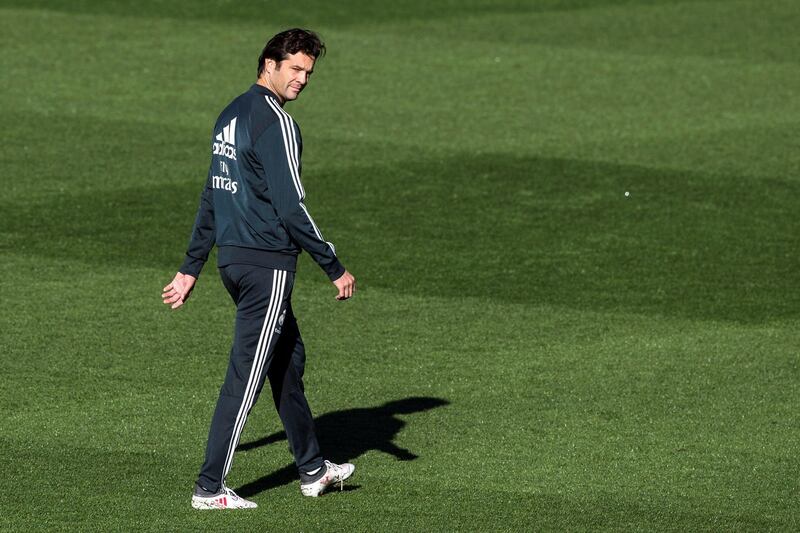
[
  {"left": 162, "top": 272, "right": 197, "bottom": 309},
  {"left": 333, "top": 270, "right": 356, "bottom": 300}
]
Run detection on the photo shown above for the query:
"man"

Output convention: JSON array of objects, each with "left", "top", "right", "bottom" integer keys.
[{"left": 161, "top": 28, "right": 356, "bottom": 510}]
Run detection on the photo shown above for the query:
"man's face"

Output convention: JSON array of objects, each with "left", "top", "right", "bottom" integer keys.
[{"left": 263, "top": 52, "right": 316, "bottom": 103}]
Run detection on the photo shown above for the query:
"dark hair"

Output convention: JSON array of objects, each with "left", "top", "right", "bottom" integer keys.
[{"left": 257, "top": 28, "right": 325, "bottom": 77}]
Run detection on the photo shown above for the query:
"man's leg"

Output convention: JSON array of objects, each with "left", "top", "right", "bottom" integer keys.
[
  {"left": 267, "top": 303, "right": 324, "bottom": 479},
  {"left": 195, "top": 265, "right": 292, "bottom": 494},
  {"left": 267, "top": 304, "right": 356, "bottom": 496}
]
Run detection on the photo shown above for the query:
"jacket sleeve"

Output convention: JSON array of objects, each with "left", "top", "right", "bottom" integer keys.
[
  {"left": 179, "top": 169, "right": 216, "bottom": 278},
  {"left": 254, "top": 121, "right": 345, "bottom": 281}
]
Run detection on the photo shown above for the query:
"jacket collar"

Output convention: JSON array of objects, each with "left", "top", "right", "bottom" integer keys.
[{"left": 250, "top": 83, "right": 282, "bottom": 105}]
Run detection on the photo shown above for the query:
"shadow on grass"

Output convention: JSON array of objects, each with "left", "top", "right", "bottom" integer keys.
[{"left": 233, "top": 396, "right": 449, "bottom": 497}]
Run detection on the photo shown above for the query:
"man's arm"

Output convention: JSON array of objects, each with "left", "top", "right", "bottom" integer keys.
[
  {"left": 162, "top": 171, "right": 215, "bottom": 309},
  {"left": 179, "top": 171, "right": 216, "bottom": 278},
  {"left": 255, "top": 121, "right": 355, "bottom": 299}
]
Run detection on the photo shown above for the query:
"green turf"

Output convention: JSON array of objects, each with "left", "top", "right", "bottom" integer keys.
[{"left": 1, "top": 1, "right": 798, "bottom": 530}]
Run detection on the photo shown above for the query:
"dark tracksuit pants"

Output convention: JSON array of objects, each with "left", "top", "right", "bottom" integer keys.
[{"left": 196, "top": 264, "right": 324, "bottom": 493}]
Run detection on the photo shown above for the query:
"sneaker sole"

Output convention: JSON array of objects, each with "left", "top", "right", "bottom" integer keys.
[{"left": 191, "top": 498, "right": 257, "bottom": 510}]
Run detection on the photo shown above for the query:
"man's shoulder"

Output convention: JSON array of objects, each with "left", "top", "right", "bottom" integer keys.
[
  {"left": 217, "top": 87, "right": 264, "bottom": 119},
  {"left": 213, "top": 87, "right": 282, "bottom": 140}
]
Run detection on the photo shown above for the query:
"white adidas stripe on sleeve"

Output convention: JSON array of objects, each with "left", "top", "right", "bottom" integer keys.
[{"left": 264, "top": 96, "right": 305, "bottom": 200}]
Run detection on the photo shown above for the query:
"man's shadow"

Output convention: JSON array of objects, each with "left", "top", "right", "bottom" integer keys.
[{"left": 234, "top": 396, "right": 449, "bottom": 497}]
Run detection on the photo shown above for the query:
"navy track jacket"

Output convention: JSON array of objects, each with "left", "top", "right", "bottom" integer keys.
[{"left": 179, "top": 84, "right": 345, "bottom": 281}]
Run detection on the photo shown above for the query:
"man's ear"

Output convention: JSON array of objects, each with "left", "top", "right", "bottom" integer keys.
[{"left": 264, "top": 58, "right": 278, "bottom": 75}]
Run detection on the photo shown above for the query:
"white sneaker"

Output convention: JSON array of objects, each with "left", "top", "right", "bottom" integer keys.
[
  {"left": 300, "top": 460, "right": 355, "bottom": 497},
  {"left": 191, "top": 485, "right": 258, "bottom": 509}
]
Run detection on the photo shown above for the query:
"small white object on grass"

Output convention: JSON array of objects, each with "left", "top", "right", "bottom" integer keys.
[{"left": 624, "top": 191, "right": 630, "bottom": 197}]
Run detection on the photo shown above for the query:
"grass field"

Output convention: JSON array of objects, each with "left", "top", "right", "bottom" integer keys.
[{"left": 1, "top": 0, "right": 799, "bottom": 530}]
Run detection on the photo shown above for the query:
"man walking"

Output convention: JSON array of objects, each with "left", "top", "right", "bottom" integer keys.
[{"left": 162, "top": 28, "right": 356, "bottom": 510}]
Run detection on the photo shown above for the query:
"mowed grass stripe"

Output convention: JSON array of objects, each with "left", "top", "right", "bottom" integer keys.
[
  {"left": 2, "top": 253, "right": 797, "bottom": 456},
  {"left": 367, "top": 0, "right": 800, "bottom": 64},
  {"left": 0, "top": 445, "right": 793, "bottom": 530},
  {"left": 4, "top": 6, "right": 800, "bottom": 163},
  {"left": 3, "top": 135, "right": 798, "bottom": 321},
  {"left": 0, "top": 0, "right": 724, "bottom": 27},
  {"left": 1, "top": 437, "right": 535, "bottom": 530},
  {"left": 4, "top": 105, "right": 799, "bottom": 203}
]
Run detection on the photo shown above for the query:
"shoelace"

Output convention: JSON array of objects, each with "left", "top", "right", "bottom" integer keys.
[
  {"left": 324, "top": 460, "right": 345, "bottom": 491},
  {"left": 222, "top": 486, "right": 241, "bottom": 501}
]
